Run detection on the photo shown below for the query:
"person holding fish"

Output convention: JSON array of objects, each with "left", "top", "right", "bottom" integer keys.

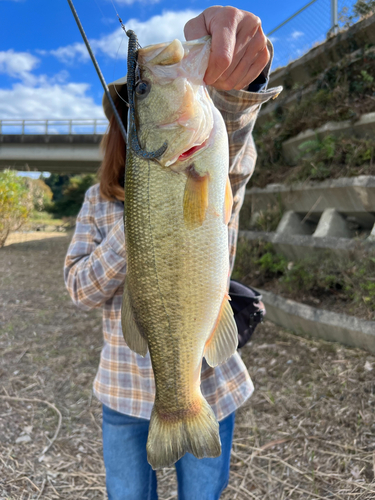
[{"left": 65, "top": 5, "right": 282, "bottom": 500}]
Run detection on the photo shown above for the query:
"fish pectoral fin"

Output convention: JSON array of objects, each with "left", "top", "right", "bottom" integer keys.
[
  {"left": 204, "top": 295, "right": 238, "bottom": 367},
  {"left": 183, "top": 167, "right": 209, "bottom": 230},
  {"left": 224, "top": 176, "right": 233, "bottom": 225},
  {"left": 121, "top": 279, "right": 148, "bottom": 357}
]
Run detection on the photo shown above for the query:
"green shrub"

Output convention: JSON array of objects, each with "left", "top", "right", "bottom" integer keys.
[
  {"left": 233, "top": 239, "right": 375, "bottom": 313},
  {"left": 232, "top": 240, "right": 287, "bottom": 282}
]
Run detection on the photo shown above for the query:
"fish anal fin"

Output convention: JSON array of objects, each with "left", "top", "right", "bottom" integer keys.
[
  {"left": 224, "top": 176, "right": 233, "bottom": 225},
  {"left": 183, "top": 165, "right": 209, "bottom": 230},
  {"left": 204, "top": 295, "right": 238, "bottom": 367},
  {"left": 121, "top": 278, "right": 148, "bottom": 357}
]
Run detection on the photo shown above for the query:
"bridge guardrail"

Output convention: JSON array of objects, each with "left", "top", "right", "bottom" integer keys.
[{"left": 0, "top": 119, "right": 108, "bottom": 135}]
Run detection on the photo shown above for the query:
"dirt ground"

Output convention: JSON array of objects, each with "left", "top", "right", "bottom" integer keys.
[{"left": 1, "top": 233, "right": 375, "bottom": 499}]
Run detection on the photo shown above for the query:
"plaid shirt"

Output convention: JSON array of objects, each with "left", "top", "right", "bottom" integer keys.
[{"left": 64, "top": 54, "right": 282, "bottom": 421}]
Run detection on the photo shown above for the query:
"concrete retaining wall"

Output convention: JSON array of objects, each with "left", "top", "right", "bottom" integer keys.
[
  {"left": 258, "top": 289, "right": 375, "bottom": 353},
  {"left": 282, "top": 113, "right": 375, "bottom": 165},
  {"left": 246, "top": 175, "right": 375, "bottom": 219}
]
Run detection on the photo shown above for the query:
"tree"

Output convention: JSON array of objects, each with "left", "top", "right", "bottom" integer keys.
[
  {"left": 354, "top": 0, "right": 375, "bottom": 17},
  {"left": 46, "top": 174, "right": 97, "bottom": 217},
  {"left": 44, "top": 173, "right": 73, "bottom": 202},
  {"left": 30, "top": 178, "right": 53, "bottom": 212},
  {"left": 0, "top": 170, "right": 32, "bottom": 247}
]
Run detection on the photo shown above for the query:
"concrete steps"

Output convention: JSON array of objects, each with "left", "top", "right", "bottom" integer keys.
[
  {"left": 247, "top": 175, "right": 375, "bottom": 224},
  {"left": 243, "top": 176, "right": 375, "bottom": 258}
]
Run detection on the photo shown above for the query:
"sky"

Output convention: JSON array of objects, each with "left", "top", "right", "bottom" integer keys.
[{"left": 0, "top": 0, "right": 321, "bottom": 124}]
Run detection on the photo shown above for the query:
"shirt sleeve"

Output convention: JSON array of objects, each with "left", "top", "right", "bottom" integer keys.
[
  {"left": 64, "top": 188, "right": 127, "bottom": 311},
  {"left": 208, "top": 41, "right": 283, "bottom": 273}
]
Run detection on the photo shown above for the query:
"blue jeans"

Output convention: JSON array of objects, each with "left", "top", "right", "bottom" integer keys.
[{"left": 102, "top": 404, "right": 235, "bottom": 500}]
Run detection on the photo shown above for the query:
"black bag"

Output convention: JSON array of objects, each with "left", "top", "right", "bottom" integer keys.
[{"left": 229, "top": 280, "right": 265, "bottom": 349}]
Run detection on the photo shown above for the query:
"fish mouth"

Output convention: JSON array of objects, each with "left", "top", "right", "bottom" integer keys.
[{"left": 178, "top": 138, "right": 209, "bottom": 161}]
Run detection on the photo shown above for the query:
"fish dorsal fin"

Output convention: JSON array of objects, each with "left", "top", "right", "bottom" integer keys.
[
  {"left": 149, "top": 39, "right": 184, "bottom": 66},
  {"left": 224, "top": 176, "right": 233, "bottom": 225},
  {"left": 204, "top": 295, "right": 238, "bottom": 367},
  {"left": 183, "top": 165, "right": 209, "bottom": 230},
  {"left": 121, "top": 278, "right": 148, "bottom": 357}
]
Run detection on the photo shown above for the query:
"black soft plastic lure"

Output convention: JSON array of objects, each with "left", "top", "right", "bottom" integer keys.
[{"left": 126, "top": 30, "right": 167, "bottom": 160}]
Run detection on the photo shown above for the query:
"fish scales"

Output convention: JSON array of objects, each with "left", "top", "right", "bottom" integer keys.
[{"left": 122, "top": 37, "right": 238, "bottom": 469}]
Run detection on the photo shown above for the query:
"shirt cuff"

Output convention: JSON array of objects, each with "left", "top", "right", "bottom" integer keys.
[{"left": 247, "top": 72, "right": 269, "bottom": 93}]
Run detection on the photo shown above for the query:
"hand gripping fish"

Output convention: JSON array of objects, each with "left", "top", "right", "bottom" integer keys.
[{"left": 122, "top": 35, "right": 238, "bottom": 470}]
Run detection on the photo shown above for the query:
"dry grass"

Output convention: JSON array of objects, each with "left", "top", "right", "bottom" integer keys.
[{"left": 0, "top": 234, "right": 374, "bottom": 499}]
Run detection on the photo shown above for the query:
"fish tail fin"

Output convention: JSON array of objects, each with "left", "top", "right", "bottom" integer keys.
[{"left": 146, "top": 396, "right": 221, "bottom": 470}]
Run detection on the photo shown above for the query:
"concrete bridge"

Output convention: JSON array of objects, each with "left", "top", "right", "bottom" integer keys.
[{"left": 0, "top": 119, "right": 107, "bottom": 174}]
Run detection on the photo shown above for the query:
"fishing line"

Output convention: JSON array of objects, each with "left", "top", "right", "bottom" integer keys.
[
  {"left": 110, "top": 5, "right": 130, "bottom": 108},
  {"left": 66, "top": 0, "right": 128, "bottom": 144},
  {"left": 113, "top": 35, "right": 129, "bottom": 108},
  {"left": 101, "top": 0, "right": 166, "bottom": 157},
  {"left": 92, "top": 0, "right": 106, "bottom": 20},
  {"left": 109, "top": 0, "right": 142, "bottom": 49}
]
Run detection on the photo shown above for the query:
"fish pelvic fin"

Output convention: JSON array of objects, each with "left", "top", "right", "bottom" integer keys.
[
  {"left": 204, "top": 295, "right": 238, "bottom": 367},
  {"left": 224, "top": 176, "right": 233, "bottom": 225},
  {"left": 121, "top": 278, "right": 148, "bottom": 357},
  {"left": 146, "top": 396, "right": 221, "bottom": 470},
  {"left": 183, "top": 166, "right": 209, "bottom": 230}
]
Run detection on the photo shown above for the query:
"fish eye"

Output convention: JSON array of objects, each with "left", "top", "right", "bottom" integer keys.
[{"left": 135, "top": 80, "right": 151, "bottom": 99}]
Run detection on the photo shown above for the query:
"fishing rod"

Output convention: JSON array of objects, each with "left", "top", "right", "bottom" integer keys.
[{"left": 66, "top": 0, "right": 128, "bottom": 145}]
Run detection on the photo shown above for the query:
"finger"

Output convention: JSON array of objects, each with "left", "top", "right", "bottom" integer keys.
[
  {"left": 233, "top": 46, "right": 270, "bottom": 91},
  {"left": 203, "top": 7, "right": 241, "bottom": 86},
  {"left": 184, "top": 13, "right": 208, "bottom": 41},
  {"left": 217, "top": 24, "right": 267, "bottom": 86},
  {"left": 211, "top": 45, "right": 269, "bottom": 91}
]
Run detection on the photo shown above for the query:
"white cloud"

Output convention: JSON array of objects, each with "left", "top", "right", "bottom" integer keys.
[
  {"left": 106, "top": 9, "right": 201, "bottom": 54},
  {"left": 0, "top": 10, "right": 201, "bottom": 121},
  {"left": 49, "top": 43, "right": 90, "bottom": 65},
  {"left": 50, "top": 9, "right": 200, "bottom": 63},
  {"left": 0, "top": 50, "right": 40, "bottom": 80},
  {"left": 289, "top": 31, "right": 304, "bottom": 40},
  {"left": 0, "top": 51, "right": 103, "bottom": 120},
  {"left": 0, "top": 82, "right": 105, "bottom": 120}
]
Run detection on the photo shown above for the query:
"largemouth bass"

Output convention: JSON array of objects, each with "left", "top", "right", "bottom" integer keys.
[{"left": 121, "top": 36, "right": 238, "bottom": 470}]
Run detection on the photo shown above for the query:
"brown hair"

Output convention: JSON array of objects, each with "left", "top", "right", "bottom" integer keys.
[{"left": 98, "top": 90, "right": 128, "bottom": 202}]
